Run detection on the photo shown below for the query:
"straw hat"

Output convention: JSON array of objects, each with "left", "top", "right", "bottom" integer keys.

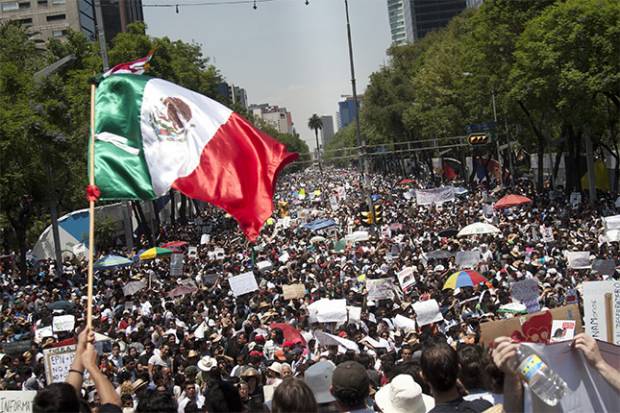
[{"left": 375, "top": 375, "right": 435, "bottom": 413}]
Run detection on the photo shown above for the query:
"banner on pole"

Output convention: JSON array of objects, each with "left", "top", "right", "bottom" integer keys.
[{"left": 415, "top": 187, "right": 455, "bottom": 206}]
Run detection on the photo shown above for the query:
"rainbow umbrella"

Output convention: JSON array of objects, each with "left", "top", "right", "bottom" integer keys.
[
  {"left": 139, "top": 247, "right": 173, "bottom": 260},
  {"left": 443, "top": 270, "right": 488, "bottom": 290}
]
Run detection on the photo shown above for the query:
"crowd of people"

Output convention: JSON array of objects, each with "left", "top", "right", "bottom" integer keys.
[{"left": 1, "top": 166, "right": 619, "bottom": 412}]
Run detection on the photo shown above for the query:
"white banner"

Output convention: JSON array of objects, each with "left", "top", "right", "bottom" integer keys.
[
  {"left": 567, "top": 251, "right": 591, "bottom": 269},
  {"left": 413, "top": 299, "right": 443, "bottom": 327},
  {"left": 0, "top": 391, "right": 37, "bottom": 413},
  {"left": 308, "top": 299, "right": 347, "bottom": 323},
  {"left": 583, "top": 280, "right": 620, "bottom": 345},
  {"left": 52, "top": 315, "right": 75, "bottom": 334},
  {"left": 228, "top": 271, "right": 259, "bottom": 297},
  {"left": 415, "top": 187, "right": 455, "bottom": 206}
]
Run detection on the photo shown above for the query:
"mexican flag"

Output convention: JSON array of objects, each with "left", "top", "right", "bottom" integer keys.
[{"left": 92, "top": 74, "right": 298, "bottom": 241}]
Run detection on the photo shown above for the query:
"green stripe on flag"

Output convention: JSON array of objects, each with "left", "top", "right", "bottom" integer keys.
[{"left": 92, "top": 75, "right": 156, "bottom": 200}]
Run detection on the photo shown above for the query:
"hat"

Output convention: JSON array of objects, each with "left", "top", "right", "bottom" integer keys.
[
  {"left": 187, "top": 350, "right": 199, "bottom": 358},
  {"left": 268, "top": 361, "right": 282, "bottom": 375},
  {"left": 132, "top": 378, "right": 148, "bottom": 393},
  {"left": 304, "top": 360, "right": 336, "bottom": 404},
  {"left": 197, "top": 356, "right": 217, "bottom": 372},
  {"left": 332, "top": 361, "right": 370, "bottom": 400},
  {"left": 433, "top": 265, "right": 445, "bottom": 272},
  {"left": 375, "top": 375, "right": 435, "bottom": 413},
  {"left": 254, "top": 335, "right": 265, "bottom": 344},
  {"left": 274, "top": 349, "right": 287, "bottom": 361},
  {"left": 240, "top": 367, "right": 259, "bottom": 378}
]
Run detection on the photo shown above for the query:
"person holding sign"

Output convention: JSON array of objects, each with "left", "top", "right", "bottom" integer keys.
[{"left": 33, "top": 327, "right": 122, "bottom": 413}]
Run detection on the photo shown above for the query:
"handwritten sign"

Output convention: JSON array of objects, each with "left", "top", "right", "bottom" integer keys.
[
  {"left": 52, "top": 315, "right": 75, "bottom": 334},
  {"left": 583, "top": 281, "right": 620, "bottom": 345},
  {"left": 228, "top": 271, "right": 259, "bottom": 297},
  {"left": 43, "top": 344, "right": 77, "bottom": 383},
  {"left": 511, "top": 278, "right": 541, "bottom": 313},
  {"left": 455, "top": 250, "right": 481, "bottom": 269},
  {"left": 366, "top": 278, "right": 395, "bottom": 301},
  {"left": 413, "top": 299, "right": 443, "bottom": 327},
  {"left": 170, "top": 253, "right": 184, "bottom": 277},
  {"left": 282, "top": 284, "right": 305, "bottom": 300},
  {"left": 0, "top": 391, "right": 37, "bottom": 413},
  {"left": 396, "top": 267, "right": 416, "bottom": 291}
]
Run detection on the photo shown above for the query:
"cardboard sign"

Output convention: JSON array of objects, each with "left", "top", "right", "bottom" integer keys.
[
  {"left": 396, "top": 267, "right": 416, "bottom": 291},
  {"left": 413, "top": 299, "right": 443, "bottom": 327},
  {"left": 570, "top": 192, "right": 582, "bottom": 208},
  {"left": 511, "top": 278, "right": 541, "bottom": 313},
  {"left": 170, "top": 253, "right": 184, "bottom": 277},
  {"left": 0, "top": 391, "right": 37, "bottom": 413},
  {"left": 52, "top": 315, "right": 75, "bottom": 334},
  {"left": 455, "top": 250, "right": 481, "bottom": 269},
  {"left": 582, "top": 280, "right": 620, "bottom": 345},
  {"left": 479, "top": 304, "right": 582, "bottom": 346},
  {"left": 228, "top": 271, "right": 259, "bottom": 297},
  {"left": 591, "top": 259, "right": 616, "bottom": 276},
  {"left": 550, "top": 320, "right": 576, "bottom": 342},
  {"left": 567, "top": 251, "right": 591, "bottom": 269},
  {"left": 366, "top": 278, "right": 395, "bottom": 301},
  {"left": 43, "top": 344, "right": 77, "bottom": 383},
  {"left": 282, "top": 284, "right": 305, "bottom": 300},
  {"left": 394, "top": 314, "right": 417, "bottom": 331}
]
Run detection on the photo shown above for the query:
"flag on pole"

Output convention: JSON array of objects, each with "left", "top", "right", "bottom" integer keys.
[
  {"left": 92, "top": 74, "right": 298, "bottom": 241},
  {"left": 102, "top": 49, "right": 155, "bottom": 77}
]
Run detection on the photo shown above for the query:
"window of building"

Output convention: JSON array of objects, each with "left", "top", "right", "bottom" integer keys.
[
  {"left": 1, "top": 2, "right": 19, "bottom": 11},
  {"left": 18, "top": 1, "right": 31, "bottom": 9},
  {"left": 52, "top": 29, "right": 67, "bottom": 37},
  {"left": 51, "top": 0, "right": 65, "bottom": 4},
  {"left": 38, "top": 0, "right": 48, "bottom": 6},
  {"left": 17, "top": 17, "right": 32, "bottom": 26},
  {"left": 46, "top": 13, "right": 65, "bottom": 21}
]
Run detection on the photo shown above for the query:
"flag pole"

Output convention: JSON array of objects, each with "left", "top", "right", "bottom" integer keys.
[{"left": 87, "top": 83, "right": 96, "bottom": 329}]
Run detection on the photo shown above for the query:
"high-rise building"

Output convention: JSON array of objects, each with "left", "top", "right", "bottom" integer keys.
[
  {"left": 0, "top": 0, "right": 142, "bottom": 43},
  {"left": 320, "top": 115, "right": 334, "bottom": 147},
  {"left": 249, "top": 103, "right": 294, "bottom": 135},
  {"left": 218, "top": 82, "right": 248, "bottom": 109},
  {"left": 337, "top": 95, "right": 362, "bottom": 130},
  {"left": 386, "top": 0, "right": 468, "bottom": 44}
]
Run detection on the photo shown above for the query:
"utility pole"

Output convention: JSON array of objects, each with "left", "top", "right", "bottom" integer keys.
[{"left": 344, "top": 0, "right": 375, "bottom": 226}]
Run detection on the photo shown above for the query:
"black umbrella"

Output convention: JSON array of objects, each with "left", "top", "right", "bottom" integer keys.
[
  {"left": 438, "top": 228, "right": 458, "bottom": 238},
  {"left": 47, "top": 300, "right": 75, "bottom": 312}
]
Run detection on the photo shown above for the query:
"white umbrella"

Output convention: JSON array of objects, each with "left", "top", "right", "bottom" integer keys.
[
  {"left": 310, "top": 236, "right": 327, "bottom": 244},
  {"left": 457, "top": 222, "right": 501, "bottom": 237}
]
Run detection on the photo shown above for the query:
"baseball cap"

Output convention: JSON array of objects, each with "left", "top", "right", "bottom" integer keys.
[
  {"left": 331, "top": 361, "right": 369, "bottom": 400},
  {"left": 304, "top": 360, "right": 336, "bottom": 404}
]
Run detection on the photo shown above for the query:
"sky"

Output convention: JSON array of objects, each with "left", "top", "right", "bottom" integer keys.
[{"left": 143, "top": 0, "right": 392, "bottom": 150}]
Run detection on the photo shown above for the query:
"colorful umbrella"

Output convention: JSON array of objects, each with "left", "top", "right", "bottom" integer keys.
[
  {"left": 443, "top": 270, "right": 488, "bottom": 290},
  {"left": 94, "top": 254, "right": 132, "bottom": 270},
  {"left": 161, "top": 241, "right": 188, "bottom": 249},
  {"left": 494, "top": 194, "right": 532, "bottom": 210},
  {"left": 457, "top": 222, "right": 500, "bottom": 237},
  {"left": 398, "top": 178, "right": 416, "bottom": 185},
  {"left": 139, "top": 247, "right": 173, "bottom": 260}
]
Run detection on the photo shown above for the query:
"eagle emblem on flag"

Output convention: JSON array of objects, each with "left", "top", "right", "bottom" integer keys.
[{"left": 148, "top": 96, "right": 195, "bottom": 142}]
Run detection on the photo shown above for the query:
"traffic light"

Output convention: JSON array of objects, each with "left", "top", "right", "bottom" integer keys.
[
  {"left": 359, "top": 204, "right": 383, "bottom": 226},
  {"left": 467, "top": 133, "right": 491, "bottom": 146}
]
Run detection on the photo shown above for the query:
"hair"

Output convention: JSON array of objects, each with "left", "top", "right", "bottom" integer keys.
[
  {"left": 457, "top": 344, "right": 486, "bottom": 391},
  {"left": 33, "top": 383, "right": 84, "bottom": 413},
  {"left": 204, "top": 380, "right": 244, "bottom": 413},
  {"left": 136, "top": 389, "right": 178, "bottom": 413},
  {"left": 421, "top": 343, "right": 459, "bottom": 393},
  {"left": 395, "top": 361, "right": 431, "bottom": 395},
  {"left": 271, "top": 378, "right": 318, "bottom": 413}
]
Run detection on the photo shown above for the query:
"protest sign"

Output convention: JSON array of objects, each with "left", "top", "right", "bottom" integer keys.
[
  {"left": 523, "top": 340, "right": 620, "bottom": 413},
  {"left": 396, "top": 267, "right": 416, "bottom": 291},
  {"left": 0, "top": 391, "right": 37, "bottom": 413},
  {"left": 582, "top": 280, "right": 620, "bottom": 345},
  {"left": 52, "top": 315, "right": 75, "bottom": 334},
  {"left": 34, "top": 326, "right": 54, "bottom": 343},
  {"left": 170, "top": 253, "right": 184, "bottom": 276},
  {"left": 228, "top": 271, "right": 259, "bottom": 297},
  {"left": 479, "top": 304, "right": 582, "bottom": 346},
  {"left": 567, "top": 251, "right": 591, "bottom": 269},
  {"left": 347, "top": 306, "right": 361, "bottom": 322},
  {"left": 510, "top": 278, "right": 541, "bottom": 313},
  {"left": 213, "top": 247, "right": 225, "bottom": 260},
  {"left": 187, "top": 246, "right": 198, "bottom": 258},
  {"left": 413, "top": 299, "right": 443, "bottom": 327},
  {"left": 200, "top": 234, "right": 210, "bottom": 245},
  {"left": 455, "top": 250, "right": 481, "bottom": 269},
  {"left": 201, "top": 273, "right": 218, "bottom": 286},
  {"left": 43, "top": 344, "right": 77, "bottom": 383},
  {"left": 602, "top": 214, "right": 620, "bottom": 242},
  {"left": 314, "top": 331, "right": 360, "bottom": 353},
  {"left": 415, "top": 187, "right": 455, "bottom": 206},
  {"left": 282, "top": 284, "right": 305, "bottom": 300},
  {"left": 591, "top": 259, "right": 616, "bottom": 276},
  {"left": 122, "top": 280, "right": 146, "bottom": 296},
  {"left": 541, "top": 226, "right": 554, "bottom": 243},
  {"left": 366, "top": 278, "right": 395, "bottom": 301},
  {"left": 345, "top": 231, "right": 369, "bottom": 242},
  {"left": 550, "top": 320, "right": 576, "bottom": 342},
  {"left": 308, "top": 299, "right": 347, "bottom": 323},
  {"left": 256, "top": 260, "right": 273, "bottom": 272},
  {"left": 570, "top": 192, "right": 581, "bottom": 208},
  {"left": 2, "top": 341, "right": 31, "bottom": 356},
  {"left": 394, "top": 314, "right": 417, "bottom": 331}
]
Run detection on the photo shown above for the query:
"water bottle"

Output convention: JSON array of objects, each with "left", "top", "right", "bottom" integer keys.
[{"left": 516, "top": 345, "right": 567, "bottom": 406}]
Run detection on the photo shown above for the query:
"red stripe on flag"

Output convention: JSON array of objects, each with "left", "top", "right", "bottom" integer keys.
[{"left": 172, "top": 113, "right": 298, "bottom": 241}]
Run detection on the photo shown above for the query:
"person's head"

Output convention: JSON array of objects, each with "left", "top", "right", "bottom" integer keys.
[
  {"left": 281, "top": 363, "right": 293, "bottom": 378},
  {"left": 330, "top": 361, "right": 369, "bottom": 411},
  {"left": 420, "top": 343, "right": 459, "bottom": 396},
  {"left": 184, "top": 382, "right": 197, "bottom": 399},
  {"left": 457, "top": 344, "right": 486, "bottom": 391},
  {"left": 136, "top": 389, "right": 177, "bottom": 413},
  {"left": 400, "top": 345, "right": 413, "bottom": 362},
  {"left": 272, "top": 377, "right": 318, "bottom": 413},
  {"left": 160, "top": 345, "right": 170, "bottom": 357},
  {"left": 33, "top": 383, "right": 83, "bottom": 413},
  {"left": 238, "top": 381, "right": 249, "bottom": 400}
]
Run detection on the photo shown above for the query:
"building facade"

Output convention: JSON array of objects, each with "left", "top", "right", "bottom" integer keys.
[
  {"left": 320, "top": 115, "right": 335, "bottom": 148},
  {"left": 250, "top": 104, "right": 294, "bottom": 135},
  {"left": 337, "top": 95, "right": 362, "bottom": 130},
  {"left": 386, "top": 0, "right": 469, "bottom": 44},
  {"left": 0, "top": 0, "right": 142, "bottom": 43}
]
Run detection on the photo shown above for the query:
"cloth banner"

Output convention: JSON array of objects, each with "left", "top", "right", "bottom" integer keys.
[
  {"left": 415, "top": 187, "right": 455, "bottom": 206},
  {"left": 282, "top": 284, "right": 305, "bottom": 300}
]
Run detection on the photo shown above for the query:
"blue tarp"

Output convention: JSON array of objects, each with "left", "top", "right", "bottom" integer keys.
[{"left": 303, "top": 219, "right": 337, "bottom": 232}]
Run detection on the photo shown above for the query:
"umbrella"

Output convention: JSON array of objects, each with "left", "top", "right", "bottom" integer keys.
[
  {"left": 398, "top": 178, "right": 416, "bottom": 185},
  {"left": 443, "top": 270, "right": 488, "bottom": 290},
  {"left": 94, "top": 254, "right": 132, "bottom": 270},
  {"left": 47, "top": 301, "right": 75, "bottom": 312},
  {"left": 122, "top": 280, "right": 146, "bottom": 296},
  {"left": 425, "top": 250, "right": 454, "bottom": 260},
  {"left": 270, "top": 323, "right": 307, "bottom": 347},
  {"left": 438, "top": 228, "right": 458, "bottom": 238},
  {"left": 167, "top": 285, "right": 198, "bottom": 298},
  {"left": 457, "top": 222, "right": 500, "bottom": 237},
  {"left": 161, "top": 241, "right": 188, "bottom": 249},
  {"left": 310, "top": 236, "right": 327, "bottom": 244},
  {"left": 494, "top": 194, "right": 532, "bottom": 210},
  {"left": 139, "top": 247, "right": 173, "bottom": 260}
]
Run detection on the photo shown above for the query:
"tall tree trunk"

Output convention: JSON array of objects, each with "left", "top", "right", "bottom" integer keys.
[
  {"left": 169, "top": 190, "right": 176, "bottom": 227},
  {"left": 537, "top": 136, "right": 545, "bottom": 192},
  {"left": 180, "top": 195, "right": 187, "bottom": 225}
]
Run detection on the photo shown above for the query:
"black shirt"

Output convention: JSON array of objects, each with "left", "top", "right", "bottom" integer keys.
[{"left": 429, "top": 397, "right": 493, "bottom": 413}]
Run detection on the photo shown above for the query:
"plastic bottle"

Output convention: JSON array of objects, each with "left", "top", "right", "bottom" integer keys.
[{"left": 516, "top": 345, "right": 567, "bottom": 406}]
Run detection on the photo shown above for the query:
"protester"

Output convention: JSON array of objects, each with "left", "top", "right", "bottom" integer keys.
[{"left": 271, "top": 377, "right": 318, "bottom": 413}]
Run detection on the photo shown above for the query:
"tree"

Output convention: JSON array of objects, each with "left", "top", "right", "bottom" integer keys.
[{"left": 308, "top": 114, "right": 323, "bottom": 172}]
